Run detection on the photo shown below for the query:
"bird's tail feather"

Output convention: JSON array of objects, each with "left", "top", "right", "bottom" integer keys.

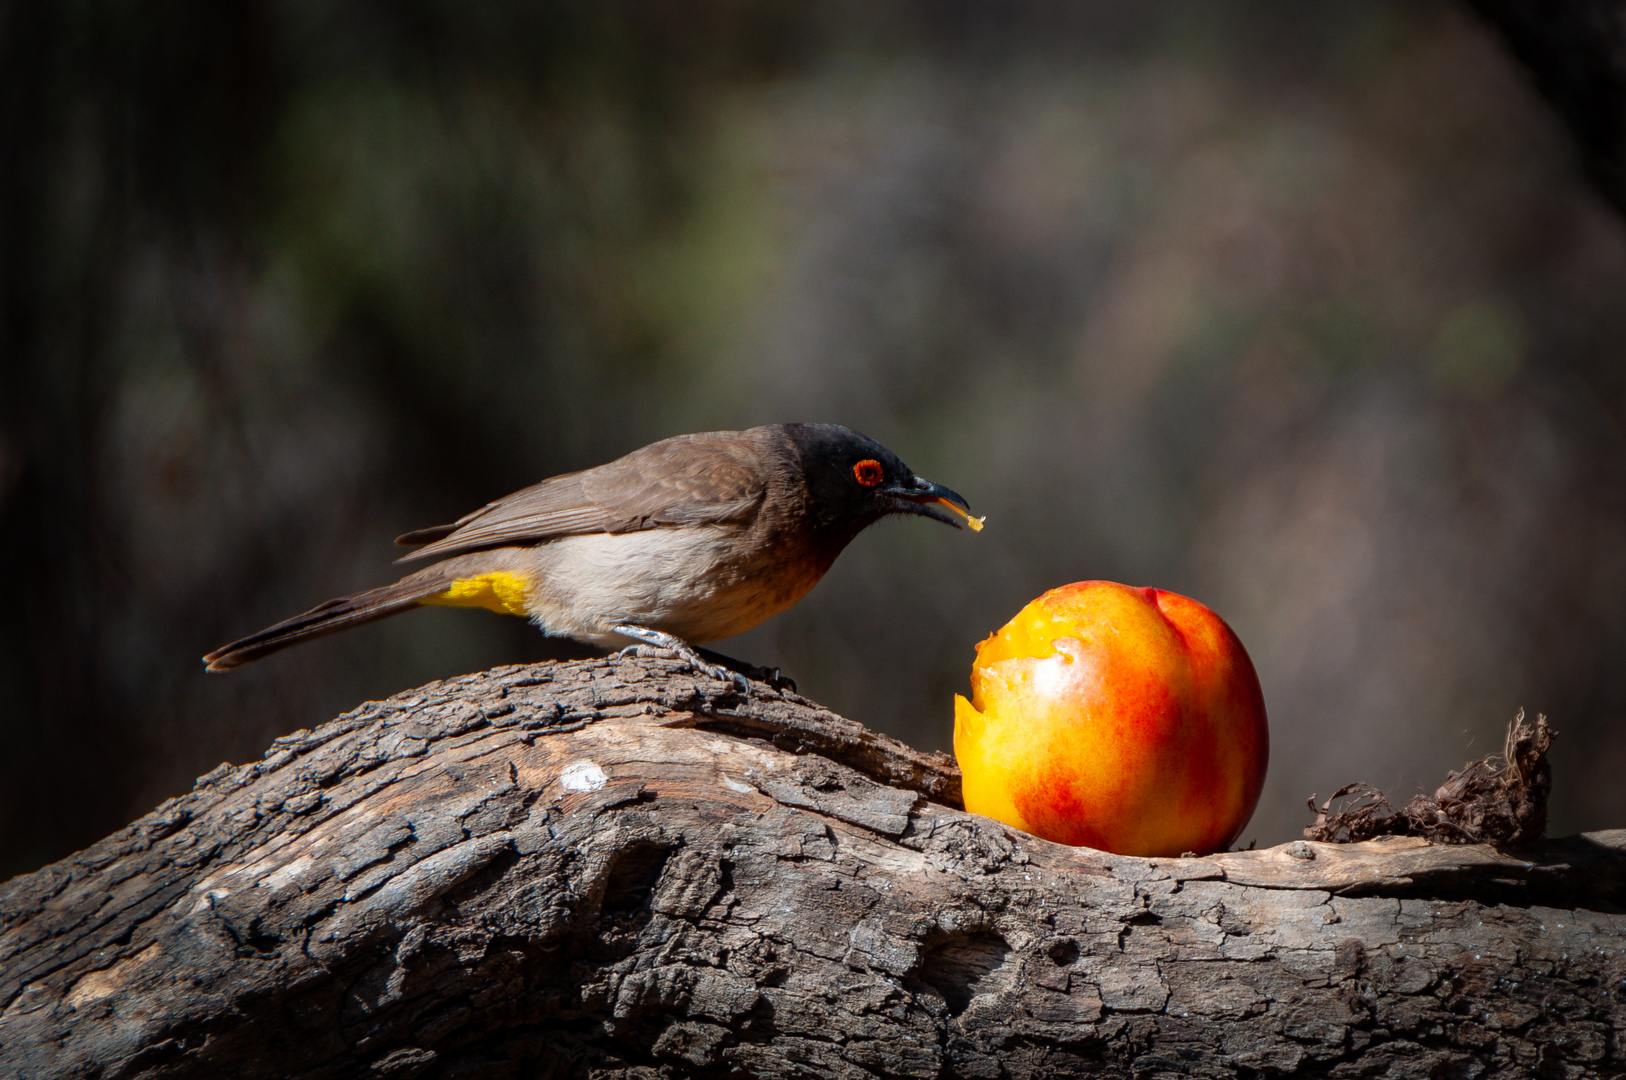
[{"left": 203, "top": 574, "right": 452, "bottom": 671}]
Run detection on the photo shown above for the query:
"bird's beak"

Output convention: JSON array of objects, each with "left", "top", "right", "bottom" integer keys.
[{"left": 886, "top": 477, "right": 984, "bottom": 531}]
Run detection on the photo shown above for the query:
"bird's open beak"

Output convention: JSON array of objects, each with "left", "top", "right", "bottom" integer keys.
[{"left": 886, "top": 477, "right": 984, "bottom": 531}]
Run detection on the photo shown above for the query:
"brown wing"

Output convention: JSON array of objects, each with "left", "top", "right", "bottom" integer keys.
[{"left": 394, "top": 430, "right": 770, "bottom": 563}]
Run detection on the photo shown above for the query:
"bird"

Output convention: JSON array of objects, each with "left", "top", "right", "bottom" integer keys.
[{"left": 203, "top": 423, "right": 982, "bottom": 687}]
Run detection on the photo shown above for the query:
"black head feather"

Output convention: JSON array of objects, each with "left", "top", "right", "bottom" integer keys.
[{"left": 779, "top": 423, "right": 977, "bottom": 536}]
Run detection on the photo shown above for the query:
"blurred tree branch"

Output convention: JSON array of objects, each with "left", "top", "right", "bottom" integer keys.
[
  {"left": 2, "top": 660, "right": 1622, "bottom": 1078},
  {"left": 1469, "top": 0, "right": 1626, "bottom": 215}
]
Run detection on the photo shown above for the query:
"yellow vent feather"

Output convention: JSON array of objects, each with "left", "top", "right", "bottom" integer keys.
[{"left": 422, "top": 572, "right": 532, "bottom": 617}]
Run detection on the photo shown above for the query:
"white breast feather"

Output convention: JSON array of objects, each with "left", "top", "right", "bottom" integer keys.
[{"left": 525, "top": 528, "right": 809, "bottom": 647}]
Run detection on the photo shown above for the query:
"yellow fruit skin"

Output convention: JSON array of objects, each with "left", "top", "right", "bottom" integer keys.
[{"left": 954, "top": 581, "right": 1268, "bottom": 857}]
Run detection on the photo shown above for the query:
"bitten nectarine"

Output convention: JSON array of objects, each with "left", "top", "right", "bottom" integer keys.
[{"left": 954, "top": 581, "right": 1268, "bottom": 857}]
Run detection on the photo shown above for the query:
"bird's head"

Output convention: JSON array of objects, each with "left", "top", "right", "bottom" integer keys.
[{"left": 780, "top": 423, "right": 982, "bottom": 536}]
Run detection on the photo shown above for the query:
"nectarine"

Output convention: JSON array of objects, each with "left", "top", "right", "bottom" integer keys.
[{"left": 954, "top": 581, "right": 1267, "bottom": 857}]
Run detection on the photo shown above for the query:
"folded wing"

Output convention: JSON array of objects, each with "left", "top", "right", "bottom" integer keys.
[{"left": 394, "top": 430, "right": 770, "bottom": 563}]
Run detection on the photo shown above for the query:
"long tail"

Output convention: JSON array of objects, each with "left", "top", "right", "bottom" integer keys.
[{"left": 203, "top": 573, "right": 452, "bottom": 671}]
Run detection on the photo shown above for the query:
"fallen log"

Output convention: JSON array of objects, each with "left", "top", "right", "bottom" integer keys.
[{"left": 2, "top": 658, "right": 1622, "bottom": 1078}]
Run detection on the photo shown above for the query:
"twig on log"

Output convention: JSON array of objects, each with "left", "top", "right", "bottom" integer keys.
[{"left": 1305, "top": 710, "right": 1555, "bottom": 845}]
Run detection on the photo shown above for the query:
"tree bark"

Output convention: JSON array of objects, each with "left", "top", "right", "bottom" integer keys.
[{"left": 1, "top": 659, "right": 1622, "bottom": 1079}]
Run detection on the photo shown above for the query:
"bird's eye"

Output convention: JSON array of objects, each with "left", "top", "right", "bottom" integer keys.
[{"left": 852, "top": 459, "right": 884, "bottom": 487}]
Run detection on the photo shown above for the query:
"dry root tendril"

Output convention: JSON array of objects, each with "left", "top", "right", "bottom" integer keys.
[{"left": 1303, "top": 709, "right": 1554, "bottom": 845}]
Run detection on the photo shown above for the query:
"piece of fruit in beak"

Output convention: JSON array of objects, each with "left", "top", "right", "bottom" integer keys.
[
  {"left": 894, "top": 479, "right": 985, "bottom": 531},
  {"left": 932, "top": 496, "right": 984, "bottom": 531}
]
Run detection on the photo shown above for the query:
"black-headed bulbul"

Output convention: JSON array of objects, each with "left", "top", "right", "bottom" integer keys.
[{"left": 204, "top": 424, "right": 981, "bottom": 685}]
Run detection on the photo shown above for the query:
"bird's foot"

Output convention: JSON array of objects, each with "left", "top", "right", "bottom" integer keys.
[
  {"left": 695, "top": 646, "right": 796, "bottom": 694},
  {"left": 612, "top": 624, "right": 752, "bottom": 694}
]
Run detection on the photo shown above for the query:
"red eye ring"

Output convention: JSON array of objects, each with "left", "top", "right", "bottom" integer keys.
[{"left": 853, "top": 459, "right": 884, "bottom": 487}]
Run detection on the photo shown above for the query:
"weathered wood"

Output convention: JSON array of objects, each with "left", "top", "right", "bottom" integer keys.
[{"left": 2, "top": 658, "right": 1623, "bottom": 1079}]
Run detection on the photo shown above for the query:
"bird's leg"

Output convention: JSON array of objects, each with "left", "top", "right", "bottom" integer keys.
[
  {"left": 694, "top": 645, "right": 796, "bottom": 693},
  {"left": 612, "top": 624, "right": 751, "bottom": 694}
]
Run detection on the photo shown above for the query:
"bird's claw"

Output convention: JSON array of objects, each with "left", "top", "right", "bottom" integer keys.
[
  {"left": 613, "top": 643, "right": 666, "bottom": 662},
  {"left": 705, "top": 663, "right": 753, "bottom": 695},
  {"left": 612, "top": 624, "right": 753, "bottom": 695},
  {"left": 756, "top": 666, "right": 796, "bottom": 693}
]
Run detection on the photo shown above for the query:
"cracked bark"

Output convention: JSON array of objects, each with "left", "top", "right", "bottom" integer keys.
[{"left": 2, "top": 659, "right": 1623, "bottom": 1079}]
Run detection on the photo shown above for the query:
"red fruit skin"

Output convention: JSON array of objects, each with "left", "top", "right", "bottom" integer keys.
[{"left": 954, "top": 581, "right": 1269, "bottom": 857}]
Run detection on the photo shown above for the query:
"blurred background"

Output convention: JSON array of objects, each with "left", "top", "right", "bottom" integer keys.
[{"left": 5, "top": 1, "right": 1626, "bottom": 879}]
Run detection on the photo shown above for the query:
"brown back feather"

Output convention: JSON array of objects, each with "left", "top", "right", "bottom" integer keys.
[{"left": 393, "top": 429, "right": 775, "bottom": 564}]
